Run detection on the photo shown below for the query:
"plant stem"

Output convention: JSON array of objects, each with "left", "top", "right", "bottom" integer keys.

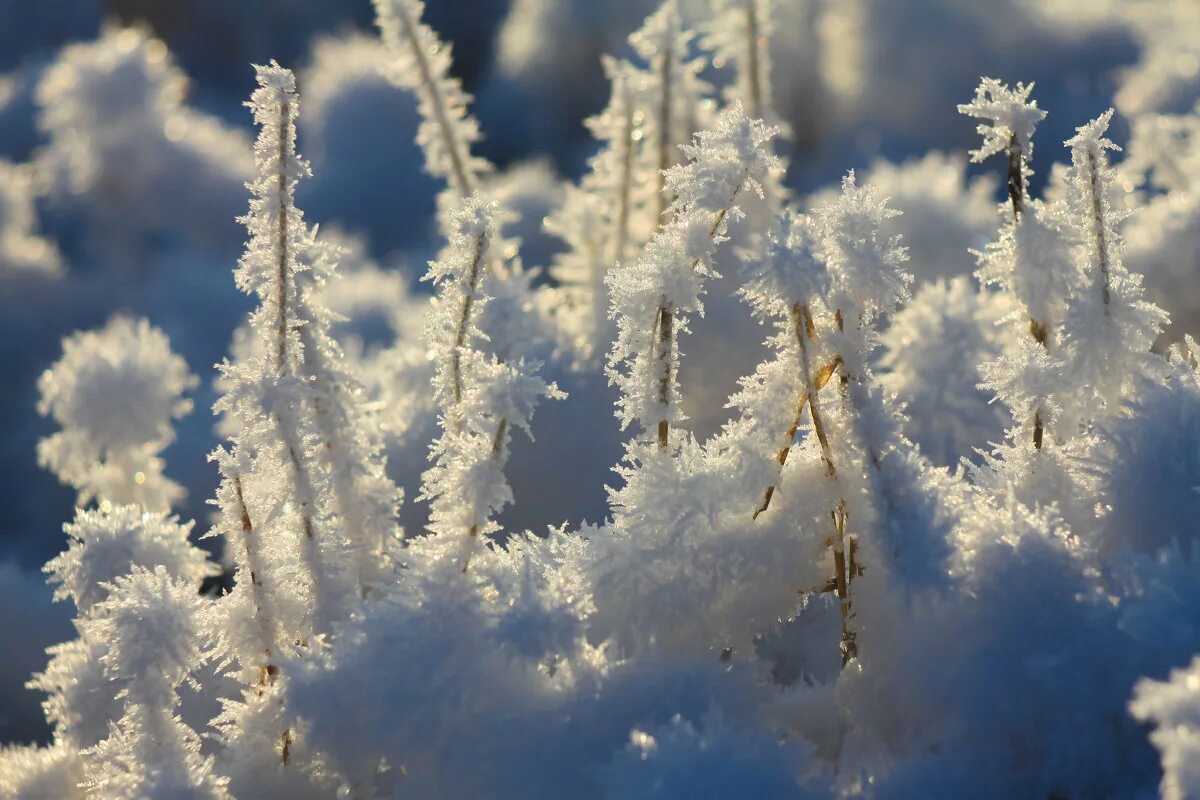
[
  {"left": 232, "top": 472, "right": 277, "bottom": 692},
  {"left": 394, "top": 0, "right": 475, "bottom": 198},
  {"left": 652, "top": 197, "right": 739, "bottom": 448},
  {"left": 1009, "top": 131, "right": 1051, "bottom": 450},
  {"left": 751, "top": 305, "right": 841, "bottom": 519},
  {"left": 451, "top": 231, "right": 488, "bottom": 409},
  {"left": 1084, "top": 148, "right": 1113, "bottom": 311}
]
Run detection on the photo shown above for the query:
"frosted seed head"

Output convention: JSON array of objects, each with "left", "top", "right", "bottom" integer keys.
[
  {"left": 46, "top": 505, "right": 215, "bottom": 613},
  {"left": 958, "top": 78, "right": 1046, "bottom": 162}
]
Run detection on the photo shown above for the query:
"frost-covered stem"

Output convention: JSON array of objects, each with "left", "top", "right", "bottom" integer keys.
[
  {"left": 752, "top": 306, "right": 841, "bottom": 519},
  {"left": 1007, "top": 125, "right": 1052, "bottom": 450},
  {"left": 1083, "top": 149, "right": 1113, "bottom": 311},
  {"left": 231, "top": 473, "right": 277, "bottom": 690},
  {"left": 452, "top": 230, "right": 488, "bottom": 408},
  {"left": 276, "top": 413, "right": 336, "bottom": 635},
  {"left": 794, "top": 305, "right": 835, "bottom": 474},
  {"left": 752, "top": 390, "right": 808, "bottom": 519},
  {"left": 655, "top": 303, "right": 673, "bottom": 447},
  {"left": 274, "top": 98, "right": 292, "bottom": 373},
  {"left": 461, "top": 417, "right": 509, "bottom": 573},
  {"left": 804, "top": 305, "right": 858, "bottom": 665},
  {"left": 831, "top": 504, "right": 857, "bottom": 666},
  {"left": 392, "top": 0, "right": 474, "bottom": 197},
  {"left": 1006, "top": 132, "right": 1025, "bottom": 221},
  {"left": 653, "top": 197, "right": 738, "bottom": 448}
]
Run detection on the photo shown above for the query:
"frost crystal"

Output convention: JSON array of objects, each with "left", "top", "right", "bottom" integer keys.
[{"left": 957, "top": 78, "right": 1046, "bottom": 165}]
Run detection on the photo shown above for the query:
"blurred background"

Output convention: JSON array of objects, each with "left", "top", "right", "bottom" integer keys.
[{"left": 1, "top": 0, "right": 1197, "bottom": 746}]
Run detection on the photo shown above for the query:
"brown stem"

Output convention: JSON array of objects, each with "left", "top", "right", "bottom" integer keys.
[
  {"left": 655, "top": 303, "right": 673, "bottom": 449},
  {"left": 232, "top": 473, "right": 277, "bottom": 691},
  {"left": 1030, "top": 317, "right": 1049, "bottom": 449},
  {"left": 652, "top": 197, "right": 741, "bottom": 448},
  {"left": 794, "top": 305, "right": 835, "bottom": 474},
  {"left": 1006, "top": 131, "right": 1025, "bottom": 222},
  {"left": 832, "top": 504, "right": 857, "bottom": 666},
  {"left": 460, "top": 417, "right": 509, "bottom": 573},
  {"left": 751, "top": 306, "right": 842, "bottom": 520},
  {"left": 394, "top": 1, "right": 475, "bottom": 198},
  {"left": 452, "top": 231, "right": 488, "bottom": 408}
]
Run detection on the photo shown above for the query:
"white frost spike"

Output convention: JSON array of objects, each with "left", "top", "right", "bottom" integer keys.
[
  {"left": 297, "top": 230, "right": 404, "bottom": 592},
  {"left": 46, "top": 505, "right": 216, "bottom": 615},
  {"left": 607, "top": 102, "right": 780, "bottom": 439},
  {"left": 85, "top": 567, "right": 211, "bottom": 703},
  {"left": 1131, "top": 656, "right": 1200, "bottom": 800},
  {"left": 372, "top": 0, "right": 490, "bottom": 199},
  {"left": 218, "top": 62, "right": 358, "bottom": 639},
  {"left": 38, "top": 316, "right": 196, "bottom": 510},
  {"left": 739, "top": 211, "right": 827, "bottom": 320},
  {"left": 549, "top": 56, "right": 651, "bottom": 359},
  {"left": 425, "top": 193, "right": 499, "bottom": 413},
  {"left": 422, "top": 195, "right": 561, "bottom": 568},
  {"left": 817, "top": 171, "right": 910, "bottom": 340},
  {"left": 1059, "top": 109, "right": 1168, "bottom": 421},
  {"left": 631, "top": 0, "right": 715, "bottom": 221},
  {"left": 703, "top": 0, "right": 782, "bottom": 128},
  {"left": 957, "top": 78, "right": 1046, "bottom": 164},
  {"left": 238, "top": 61, "right": 312, "bottom": 376},
  {"left": 978, "top": 338, "right": 1065, "bottom": 438},
  {"left": 81, "top": 567, "right": 229, "bottom": 800},
  {"left": 973, "top": 198, "right": 1074, "bottom": 335}
]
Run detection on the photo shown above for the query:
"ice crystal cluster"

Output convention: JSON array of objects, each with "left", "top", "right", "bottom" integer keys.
[{"left": 4, "top": 2, "right": 1200, "bottom": 798}]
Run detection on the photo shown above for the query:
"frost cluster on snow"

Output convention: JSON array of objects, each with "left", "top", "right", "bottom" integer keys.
[{"left": 2, "top": 1, "right": 1200, "bottom": 799}]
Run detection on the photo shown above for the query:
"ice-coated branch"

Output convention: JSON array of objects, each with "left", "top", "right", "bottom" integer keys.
[
  {"left": 1066, "top": 111, "right": 1123, "bottom": 313},
  {"left": 960, "top": 77, "right": 1065, "bottom": 448},
  {"left": 549, "top": 56, "right": 649, "bottom": 358},
  {"left": 422, "top": 196, "right": 561, "bottom": 570},
  {"left": 809, "top": 173, "right": 915, "bottom": 664},
  {"left": 219, "top": 63, "right": 357, "bottom": 642},
  {"left": 1059, "top": 110, "right": 1169, "bottom": 423},
  {"left": 80, "top": 567, "right": 228, "bottom": 799},
  {"left": 958, "top": 77, "right": 1045, "bottom": 218},
  {"left": 296, "top": 238, "right": 403, "bottom": 593},
  {"left": 372, "top": 0, "right": 489, "bottom": 200},
  {"left": 631, "top": 0, "right": 714, "bottom": 224},
  {"left": 209, "top": 448, "right": 277, "bottom": 687},
  {"left": 426, "top": 194, "right": 496, "bottom": 416},
  {"left": 607, "top": 103, "right": 780, "bottom": 447},
  {"left": 704, "top": 0, "right": 779, "bottom": 126},
  {"left": 737, "top": 212, "right": 837, "bottom": 518}
]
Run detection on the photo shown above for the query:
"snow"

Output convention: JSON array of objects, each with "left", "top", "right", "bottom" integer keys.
[{"left": 1, "top": 1, "right": 1200, "bottom": 796}]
